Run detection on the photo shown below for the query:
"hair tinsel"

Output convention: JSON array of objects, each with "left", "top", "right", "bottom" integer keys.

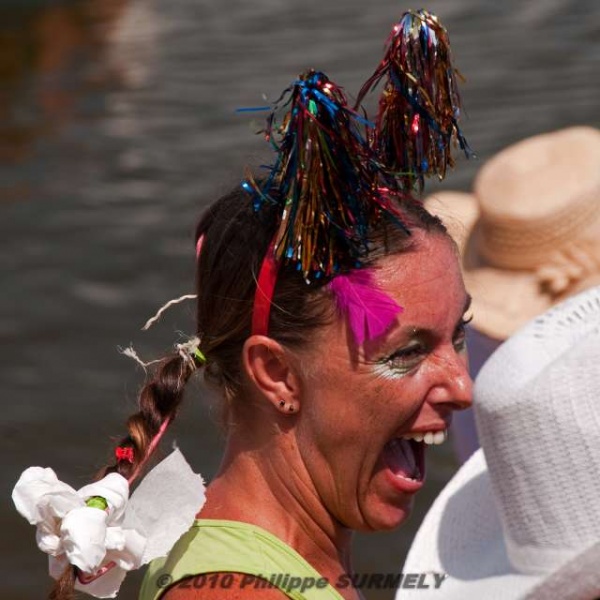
[{"left": 356, "top": 9, "right": 473, "bottom": 193}]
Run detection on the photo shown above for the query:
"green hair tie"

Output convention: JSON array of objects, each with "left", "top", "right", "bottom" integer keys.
[
  {"left": 194, "top": 348, "right": 207, "bottom": 364},
  {"left": 86, "top": 496, "right": 108, "bottom": 511}
]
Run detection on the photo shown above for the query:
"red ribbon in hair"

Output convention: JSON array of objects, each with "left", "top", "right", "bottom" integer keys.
[
  {"left": 251, "top": 241, "right": 279, "bottom": 336},
  {"left": 115, "top": 446, "right": 135, "bottom": 464}
]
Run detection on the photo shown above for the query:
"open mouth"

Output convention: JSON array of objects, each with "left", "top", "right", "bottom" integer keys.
[{"left": 382, "top": 437, "right": 427, "bottom": 483}]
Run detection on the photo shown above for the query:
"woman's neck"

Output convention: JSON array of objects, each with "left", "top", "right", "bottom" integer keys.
[{"left": 198, "top": 435, "right": 357, "bottom": 594}]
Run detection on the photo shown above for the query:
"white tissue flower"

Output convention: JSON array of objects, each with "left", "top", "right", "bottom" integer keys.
[{"left": 12, "top": 467, "right": 146, "bottom": 598}]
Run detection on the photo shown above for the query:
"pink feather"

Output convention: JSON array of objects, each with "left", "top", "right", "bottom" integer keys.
[{"left": 329, "top": 270, "right": 403, "bottom": 346}]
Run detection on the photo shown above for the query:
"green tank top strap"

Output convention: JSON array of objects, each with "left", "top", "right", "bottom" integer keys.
[{"left": 138, "top": 519, "right": 344, "bottom": 600}]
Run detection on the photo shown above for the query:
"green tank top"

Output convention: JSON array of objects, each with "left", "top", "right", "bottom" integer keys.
[{"left": 138, "top": 519, "right": 345, "bottom": 600}]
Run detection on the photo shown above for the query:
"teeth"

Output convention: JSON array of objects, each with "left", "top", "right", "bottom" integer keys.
[
  {"left": 433, "top": 430, "right": 446, "bottom": 445},
  {"left": 401, "top": 430, "right": 447, "bottom": 445}
]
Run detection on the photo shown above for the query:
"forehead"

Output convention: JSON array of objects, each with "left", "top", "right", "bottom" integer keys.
[
  {"left": 301, "top": 234, "right": 467, "bottom": 372},
  {"left": 373, "top": 233, "right": 466, "bottom": 327}
]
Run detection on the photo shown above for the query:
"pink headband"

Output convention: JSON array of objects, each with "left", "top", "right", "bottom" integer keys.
[
  {"left": 252, "top": 242, "right": 279, "bottom": 336},
  {"left": 196, "top": 235, "right": 205, "bottom": 259}
]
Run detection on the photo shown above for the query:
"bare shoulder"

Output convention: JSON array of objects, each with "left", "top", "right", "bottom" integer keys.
[{"left": 161, "top": 573, "right": 289, "bottom": 600}]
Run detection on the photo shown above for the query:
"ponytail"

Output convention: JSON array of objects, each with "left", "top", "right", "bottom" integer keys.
[
  {"left": 48, "top": 567, "right": 75, "bottom": 600},
  {"left": 47, "top": 346, "right": 202, "bottom": 600},
  {"left": 105, "top": 350, "right": 198, "bottom": 483}
]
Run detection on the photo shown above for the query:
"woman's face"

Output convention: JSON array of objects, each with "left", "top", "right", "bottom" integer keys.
[{"left": 295, "top": 232, "right": 472, "bottom": 531}]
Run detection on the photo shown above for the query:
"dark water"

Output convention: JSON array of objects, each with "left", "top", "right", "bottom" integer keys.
[{"left": 1, "top": 0, "right": 598, "bottom": 598}]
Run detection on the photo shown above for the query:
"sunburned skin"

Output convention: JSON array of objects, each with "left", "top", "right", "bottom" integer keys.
[{"left": 295, "top": 231, "right": 473, "bottom": 533}]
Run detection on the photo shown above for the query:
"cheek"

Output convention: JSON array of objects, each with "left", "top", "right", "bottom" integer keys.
[
  {"left": 298, "top": 371, "right": 382, "bottom": 467},
  {"left": 368, "top": 366, "right": 426, "bottom": 422}
]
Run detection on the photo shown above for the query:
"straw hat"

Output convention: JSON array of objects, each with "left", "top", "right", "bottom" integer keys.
[
  {"left": 399, "top": 285, "right": 600, "bottom": 600},
  {"left": 425, "top": 126, "right": 600, "bottom": 340}
]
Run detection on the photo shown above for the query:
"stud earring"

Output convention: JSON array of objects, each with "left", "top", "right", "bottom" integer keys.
[{"left": 277, "top": 400, "right": 296, "bottom": 413}]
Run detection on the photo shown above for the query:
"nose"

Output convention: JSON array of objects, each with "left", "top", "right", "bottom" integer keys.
[{"left": 427, "top": 349, "right": 473, "bottom": 411}]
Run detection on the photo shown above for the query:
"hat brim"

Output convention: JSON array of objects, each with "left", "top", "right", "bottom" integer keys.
[
  {"left": 523, "top": 537, "right": 600, "bottom": 600},
  {"left": 398, "top": 448, "right": 600, "bottom": 600},
  {"left": 462, "top": 266, "right": 554, "bottom": 341},
  {"left": 425, "top": 193, "right": 555, "bottom": 340},
  {"left": 398, "top": 449, "right": 541, "bottom": 600}
]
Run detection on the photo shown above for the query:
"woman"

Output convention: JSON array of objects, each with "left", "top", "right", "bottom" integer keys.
[
  {"left": 13, "top": 10, "right": 473, "bottom": 600},
  {"left": 138, "top": 184, "right": 473, "bottom": 600}
]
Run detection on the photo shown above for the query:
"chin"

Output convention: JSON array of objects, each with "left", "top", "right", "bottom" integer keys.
[{"left": 362, "top": 497, "right": 415, "bottom": 532}]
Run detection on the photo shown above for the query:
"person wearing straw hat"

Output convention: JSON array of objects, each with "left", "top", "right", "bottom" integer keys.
[
  {"left": 424, "top": 126, "right": 600, "bottom": 464},
  {"left": 399, "top": 283, "right": 600, "bottom": 600}
]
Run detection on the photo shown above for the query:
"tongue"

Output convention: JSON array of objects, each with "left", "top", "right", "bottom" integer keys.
[{"left": 383, "top": 438, "right": 419, "bottom": 480}]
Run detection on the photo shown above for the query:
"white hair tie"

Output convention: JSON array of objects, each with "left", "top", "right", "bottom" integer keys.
[{"left": 13, "top": 448, "right": 205, "bottom": 598}]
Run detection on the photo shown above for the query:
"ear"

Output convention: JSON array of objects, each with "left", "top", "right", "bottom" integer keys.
[{"left": 242, "top": 336, "right": 302, "bottom": 414}]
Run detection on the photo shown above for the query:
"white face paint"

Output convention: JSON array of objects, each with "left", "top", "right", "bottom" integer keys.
[
  {"left": 370, "top": 330, "right": 469, "bottom": 382},
  {"left": 371, "top": 360, "right": 409, "bottom": 381}
]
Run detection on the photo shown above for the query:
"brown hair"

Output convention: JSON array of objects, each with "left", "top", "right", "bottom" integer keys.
[{"left": 50, "top": 184, "right": 449, "bottom": 599}]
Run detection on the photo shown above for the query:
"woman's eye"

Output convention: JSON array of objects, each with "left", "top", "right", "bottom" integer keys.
[
  {"left": 385, "top": 344, "right": 426, "bottom": 372},
  {"left": 453, "top": 315, "right": 473, "bottom": 352}
]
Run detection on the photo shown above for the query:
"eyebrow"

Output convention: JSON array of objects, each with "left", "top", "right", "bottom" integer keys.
[
  {"left": 366, "top": 293, "right": 472, "bottom": 362},
  {"left": 393, "top": 293, "right": 473, "bottom": 341}
]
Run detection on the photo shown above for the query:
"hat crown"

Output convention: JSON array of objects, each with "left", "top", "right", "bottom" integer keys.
[
  {"left": 474, "top": 127, "right": 600, "bottom": 271},
  {"left": 475, "top": 126, "right": 600, "bottom": 222},
  {"left": 474, "top": 286, "right": 600, "bottom": 575}
]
